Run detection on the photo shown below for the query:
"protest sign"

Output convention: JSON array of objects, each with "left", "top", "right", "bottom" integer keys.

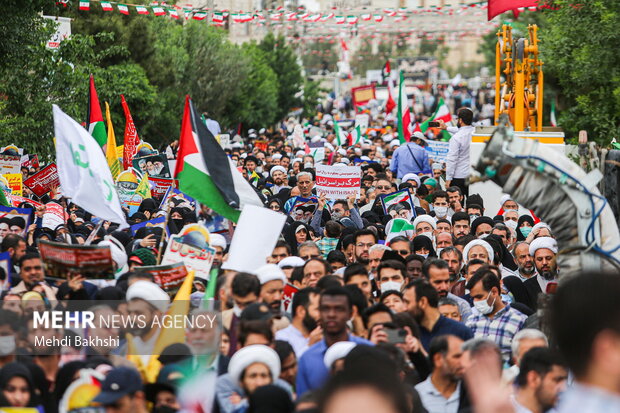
[
  {"left": 223, "top": 205, "right": 286, "bottom": 273},
  {"left": 10, "top": 196, "right": 42, "bottom": 209},
  {"left": 0, "top": 206, "right": 31, "bottom": 237},
  {"left": 0, "top": 154, "right": 21, "bottom": 174},
  {"left": 160, "top": 187, "right": 195, "bottom": 209},
  {"left": 130, "top": 216, "right": 167, "bottom": 236},
  {"left": 21, "top": 154, "right": 40, "bottom": 170},
  {"left": 38, "top": 240, "right": 114, "bottom": 279},
  {"left": 0, "top": 251, "right": 11, "bottom": 292},
  {"left": 315, "top": 164, "right": 361, "bottom": 200},
  {"left": 217, "top": 134, "right": 231, "bottom": 149},
  {"left": 380, "top": 189, "right": 417, "bottom": 221},
  {"left": 43, "top": 15, "right": 71, "bottom": 49},
  {"left": 2, "top": 174, "right": 22, "bottom": 196},
  {"left": 0, "top": 145, "right": 23, "bottom": 156},
  {"left": 137, "top": 262, "right": 188, "bottom": 296},
  {"left": 425, "top": 140, "right": 450, "bottom": 164},
  {"left": 288, "top": 197, "right": 319, "bottom": 223},
  {"left": 254, "top": 140, "right": 268, "bottom": 152},
  {"left": 42, "top": 202, "right": 65, "bottom": 230},
  {"left": 355, "top": 113, "right": 370, "bottom": 133},
  {"left": 162, "top": 223, "right": 215, "bottom": 280},
  {"left": 23, "top": 163, "right": 59, "bottom": 197},
  {"left": 133, "top": 154, "right": 171, "bottom": 179},
  {"left": 308, "top": 141, "right": 325, "bottom": 163},
  {"left": 148, "top": 177, "right": 178, "bottom": 199}
]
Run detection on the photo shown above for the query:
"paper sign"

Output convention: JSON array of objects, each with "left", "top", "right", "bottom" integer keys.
[
  {"left": 133, "top": 154, "right": 171, "bottom": 179},
  {"left": 254, "top": 140, "right": 268, "bottom": 152},
  {"left": 0, "top": 154, "right": 21, "bottom": 174},
  {"left": 380, "top": 189, "right": 417, "bottom": 221},
  {"left": 43, "top": 15, "right": 71, "bottom": 49},
  {"left": 425, "top": 140, "right": 450, "bottom": 164},
  {"left": 39, "top": 240, "right": 114, "bottom": 279},
  {"left": 42, "top": 202, "right": 65, "bottom": 230},
  {"left": 288, "top": 197, "right": 318, "bottom": 223},
  {"left": 222, "top": 205, "right": 286, "bottom": 273},
  {"left": 130, "top": 216, "right": 167, "bottom": 236},
  {"left": 308, "top": 141, "right": 325, "bottom": 163},
  {"left": 315, "top": 164, "right": 361, "bottom": 200},
  {"left": 137, "top": 262, "right": 189, "bottom": 296},
  {"left": 217, "top": 134, "right": 231, "bottom": 149},
  {"left": 162, "top": 223, "right": 215, "bottom": 280},
  {"left": 23, "top": 163, "right": 60, "bottom": 197},
  {"left": 11, "top": 196, "right": 42, "bottom": 209},
  {"left": 21, "top": 154, "right": 40, "bottom": 170},
  {"left": 148, "top": 177, "right": 178, "bottom": 199},
  {"left": 0, "top": 205, "right": 32, "bottom": 237},
  {"left": 160, "top": 187, "right": 195, "bottom": 209},
  {"left": 0, "top": 145, "right": 23, "bottom": 156},
  {"left": 2, "top": 174, "right": 22, "bottom": 196},
  {"left": 355, "top": 114, "right": 370, "bottom": 133}
]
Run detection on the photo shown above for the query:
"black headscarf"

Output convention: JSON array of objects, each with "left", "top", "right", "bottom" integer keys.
[
  {"left": 412, "top": 235, "right": 437, "bottom": 258},
  {"left": 282, "top": 221, "right": 311, "bottom": 256},
  {"left": 247, "top": 385, "right": 294, "bottom": 413},
  {"left": 485, "top": 234, "right": 518, "bottom": 271},
  {"left": 53, "top": 361, "right": 86, "bottom": 405},
  {"left": 516, "top": 215, "right": 535, "bottom": 241},
  {"left": 0, "top": 362, "right": 37, "bottom": 407}
]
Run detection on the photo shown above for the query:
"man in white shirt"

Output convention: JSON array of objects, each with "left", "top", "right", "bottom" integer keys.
[
  {"left": 275, "top": 287, "right": 322, "bottom": 357},
  {"left": 437, "top": 108, "right": 475, "bottom": 196}
]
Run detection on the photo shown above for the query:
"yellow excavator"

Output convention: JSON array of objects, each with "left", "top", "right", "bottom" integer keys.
[{"left": 494, "top": 24, "right": 544, "bottom": 132}]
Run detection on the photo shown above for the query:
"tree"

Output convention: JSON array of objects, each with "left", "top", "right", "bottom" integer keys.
[
  {"left": 259, "top": 33, "right": 304, "bottom": 119},
  {"left": 543, "top": 0, "right": 620, "bottom": 144}
]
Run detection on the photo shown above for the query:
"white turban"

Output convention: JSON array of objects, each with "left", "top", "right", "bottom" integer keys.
[
  {"left": 337, "top": 148, "right": 347, "bottom": 156},
  {"left": 463, "top": 239, "right": 494, "bottom": 264},
  {"left": 278, "top": 256, "right": 305, "bottom": 269},
  {"left": 412, "top": 215, "right": 436, "bottom": 231},
  {"left": 270, "top": 165, "right": 287, "bottom": 177},
  {"left": 323, "top": 341, "right": 357, "bottom": 369},
  {"left": 126, "top": 280, "right": 170, "bottom": 313},
  {"left": 271, "top": 153, "right": 282, "bottom": 160},
  {"left": 99, "top": 236, "right": 127, "bottom": 270},
  {"left": 499, "top": 194, "right": 513, "bottom": 207},
  {"left": 402, "top": 173, "right": 421, "bottom": 187},
  {"left": 228, "top": 345, "right": 280, "bottom": 386},
  {"left": 532, "top": 222, "right": 551, "bottom": 234},
  {"left": 254, "top": 264, "right": 287, "bottom": 285},
  {"left": 209, "top": 233, "right": 227, "bottom": 250},
  {"left": 529, "top": 236, "right": 558, "bottom": 256}
]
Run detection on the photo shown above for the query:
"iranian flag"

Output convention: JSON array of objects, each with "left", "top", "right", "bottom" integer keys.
[
  {"left": 213, "top": 12, "right": 224, "bottom": 23},
  {"left": 346, "top": 125, "right": 363, "bottom": 146},
  {"left": 374, "top": 14, "right": 384, "bottom": 22},
  {"left": 79, "top": 1, "right": 90, "bottom": 11},
  {"left": 397, "top": 71, "right": 412, "bottom": 143},
  {"left": 286, "top": 12, "right": 298, "bottom": 21},
  {"left": 136, "top": 6, "right": 149, "bottom": 14},
  {"left": 169, "top": 9, "right": 179, "bottom": 19},
  {"left": 418, "top": 97, "right": 452, "bottom": 133},
  {"left": 118, "top": 4, "right": 129, "bottom": 15},
  {"left": 333, "top": 122, "right": 347, "bottom": 147},
  {"left": 335, "top": 15, "right": 345, "bottom": 24},
  {"left": 86, "top": 75, "right": 107, "bottom": 149},
  {"left": 384, "top": 61, "right": 396, "bottom": 114},
  {"left": 153, "top": 7, "right": 166, "bottom": 16},
  {"left": 120, "top": 95, "right": 139, "bottom": 171},
  {"left": 550, "top": 99, "right": 557, "bottom": 127},
  {"left": 100, "top": 1, "right": 113, "bottom": 11},
  {"left": 174, "top": 96, "right": 262, "bottom": 222},
  {"left": 270, "top": 12, "right": 282, "bottom": 20},
  {"left": 346, "top": 15, "right": 358, "bottom": 24},
  {"left": 361, "top": 13, "right": 371, "bottom": 21},
  {"left": 193, "top": 11, "right": 207, "bottom": 20}
]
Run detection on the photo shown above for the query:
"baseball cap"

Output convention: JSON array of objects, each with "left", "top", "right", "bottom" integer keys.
[{"left": 93, "top": 367, "right": 143, "bottom": 405}]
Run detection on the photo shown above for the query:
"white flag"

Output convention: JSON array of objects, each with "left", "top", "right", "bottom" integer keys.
[{"left": 52, "top": 105, "right": 128, "bottom": 228}]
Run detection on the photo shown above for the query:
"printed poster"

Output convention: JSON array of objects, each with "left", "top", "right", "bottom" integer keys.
[{"left": 315, "top": 164, "right": 361, "bottom": 200}]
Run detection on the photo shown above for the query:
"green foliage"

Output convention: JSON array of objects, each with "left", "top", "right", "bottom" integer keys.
[
  {"left": 259, "top": 33, "right": 304, "bottom": 119},
  {"left": 542, "top": 0, "right": 620, "bottom": 144}
]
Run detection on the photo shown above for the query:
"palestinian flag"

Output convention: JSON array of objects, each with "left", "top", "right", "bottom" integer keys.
[
  {"left": 100, "top": 1, "right": 113, "bottom": 11},
  {"left": 86, "top": 75, "right": 107, "bottom": 149},
  {"left": 174, "top": 96, "right": 262, "bottom": 222},
  {"left": 397, "top": 71, "right": 412, "bottom": 143},
  {"left": 104, "top": 102, "right": 121, "bottom": 180},
  {"left": 79, "top": 1, "right": 90, "bottom": 11}
]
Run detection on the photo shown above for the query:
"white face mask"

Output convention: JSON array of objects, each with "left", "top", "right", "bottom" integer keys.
[
  {"left": 233, "top": 303, "right": 243, "bottom": 318},
  {"left": 418, "top": 253, "right": 429, "bottom": 259},
  {"left": 0, "top": 335, "right": 15, "bottom": 356},
  {"left": 470, "top": 214, "right": 480, "bottom": 222},
  {"left": 380, "top": 281, "right": 403, "bottom": 293},
  {"left": 434, "top": 206, "right": 448, "bottom": 218},
  {"left": 505, "top": 220, "right": 518, "bottom": 231},
  {"left": 473, "top": 292, "right": 495, "bottom": 315},
  {"left": 419, "top": 231, "right": 434, "bottom": 242}
]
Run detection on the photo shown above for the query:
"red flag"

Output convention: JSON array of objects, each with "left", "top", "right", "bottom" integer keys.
[
  {"left": 174, "top": 96, "right": 196, "bottom": 178},
  {"left": 488, "top": 0, "right": 538, "bottom": 20},
  {"left": 120, "top": 95, "right": 139, "bottom": 170}
]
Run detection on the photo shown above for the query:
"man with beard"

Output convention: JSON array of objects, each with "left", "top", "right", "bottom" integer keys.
[
  {"left": 403, "top": 279, "right": 472, "bottom": 351},
  {"left": 10, "top": 253, "right": 57, "bottom": 301},
  {"left": 422, "top": 258, "right": 472, "bottom": 322},
  {"left": 439, "top": 247, "right": 465, "bottom": 295},
  {"left": 269, "top": 165, "right": 289, "bottom": 195},
  {"left": 184, "top": 308, "right": 227, "bottom": 373},
  {"left": 255, "top": 264, "right": 288, "bottom": 330},
  {"left": 126, "top": 280, "right": 171, "bottom": 364},
  {"left": 353, "top": 229, "right": 378, "bottom": 270},
  {"left": 513, "top": 242, "right": 536, "bottom": 281},
  {"left": 209, "top": 233, "right": 227, "bottom": 269},
  {"left": 415, "top": 335, "right": 466, "bottom": 413},
  {"left": 275, "top": 288, "right": 322, "bottom": 357},
  {"left": 523, "top": 237, "right": 558, "bottom": 311},
  {"left": 512, "top": 348, "right": 568, "bottom": 413}
]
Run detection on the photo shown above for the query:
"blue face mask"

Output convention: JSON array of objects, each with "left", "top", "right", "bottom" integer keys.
[{"left": 520, "top": 227, "right": 532, "bottom": 237}]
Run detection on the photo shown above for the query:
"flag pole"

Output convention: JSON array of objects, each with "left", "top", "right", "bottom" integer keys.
[{"left": 85, "top": 220, "right": 104, "bottom": 245}]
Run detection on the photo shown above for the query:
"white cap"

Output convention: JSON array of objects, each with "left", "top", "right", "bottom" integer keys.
[
  {"left": 126, "top": 280, "right": 170, "bottom": 313},
  {"left": 228, "top": 345, "right": 280, "bottom": 386},
  {"left": 529, "top": 236, "right": 558, "bottom": 256},
  {"left": 402, "top": 173, "right": 421, "bottom": 187},
  {"left": 278, "top": 256, "right": 305, "bottom": 269},
  {"left": 272, "top": 153, "right": 282, "bottom": 160},
  {"left": 412, "top": 215, "right": 437, "bottom": 231},
  {"left": 99, "top": 236, "right": 128, "bottom": 270},
  {"left": 463, "top": 239, "right": 495, "bottom": 264},
  {"left": 323, "top": 341, "right": 357, "bottom": 369},
  {"left": 209, "top": 233, "right": 227, "bottom": 249},
  {"left": 270, "top": 165, "right": 287, "bottom": 177},
  {"left": 254, "top": 263, "right": 287, "bottom": 285}
]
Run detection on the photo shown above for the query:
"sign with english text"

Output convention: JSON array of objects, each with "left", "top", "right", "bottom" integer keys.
[{"left": 315, "top": 164, "right": 361, "bottom": 200}]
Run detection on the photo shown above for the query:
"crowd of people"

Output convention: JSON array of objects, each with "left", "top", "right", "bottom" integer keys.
[{"left": 0, "top": 99, "right": 618, "bottom": 413}]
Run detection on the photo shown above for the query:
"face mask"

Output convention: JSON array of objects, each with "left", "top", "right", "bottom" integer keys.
[
  {"left": 420, "top": 231, "right": 434, "bottom": 242},
  {"left": 434, "top": 206, "right": 448, "bottom": 217},
  {"left": 304, "top": 162, "right": 314, "bottom": 169},
  {"left": 418, "top": 253, "right": 429, "bottom": 259},
  {"left": 380, "top": 281, "right": 403, "bottom": 293},
  {"left": 474, "top": 292, "right": 495, "bottom": 315},
  {"left": 0, "top": 335, "right": 15, "bottom": 356},
  {"left": 505, "top": 220, "right": 518, "bottom": 231},
  {"left": 469, "top": 214, "right": 480, "bottom": 221},
  {"left": 233, "top": 303, "right": 243, "bottom": 318},
  {"left": 520, "top": 227, "right": 532, "bottom": 237},
  {"left": 256, "top": 166, "right": 263, "bottom": 174},
  {"left": 331, "top": 211, "right": 344, "bottom": 221}
]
